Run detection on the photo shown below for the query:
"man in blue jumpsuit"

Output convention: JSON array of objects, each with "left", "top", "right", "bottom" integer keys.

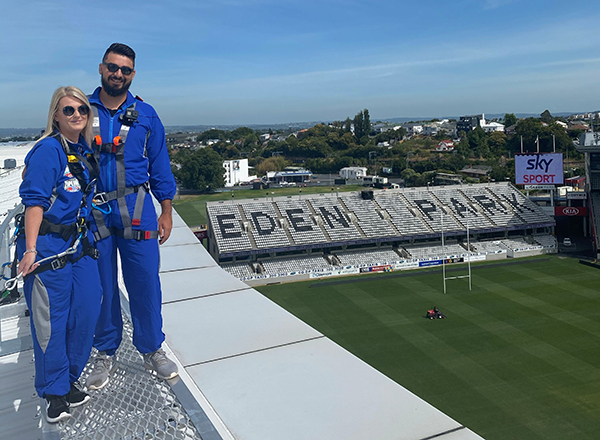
[{"left": 86, "top": 43, "right": 178, "bottom": 389}]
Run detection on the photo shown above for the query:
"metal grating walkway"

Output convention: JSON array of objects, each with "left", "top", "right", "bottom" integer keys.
[{"left": 45, "top": 314, "right": 204, "bottom": 440}]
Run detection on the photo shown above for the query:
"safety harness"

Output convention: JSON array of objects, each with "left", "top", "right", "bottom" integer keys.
[
  {"left": 12, "top": 135, "right": 101, "bottom": 279},
  {"left": 90, "top": 102, "right": 159, "bottom": 241}
]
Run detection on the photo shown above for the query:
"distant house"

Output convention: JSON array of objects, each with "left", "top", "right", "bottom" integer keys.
[
  {"left": 570, "top": 123, "right": 589, "bottom": 131},
  {"left": 259, "top": 133, "right": 271, "bottom": 142},
  {"left": 423, "top": 125, "right": 439, "bottom": 136},
  {"left": 435, "top": 172, "right": 463, "bottom": 185},
  {"left": 554, "top": 120, "right": 568, "bottom": 129},
  {"left": 460, "top": 164, "right": 492, "bottom": 180},
  {"left": 296, "top": 129, "right": 309, "bottom": 139},
  {"left": 481, "top": 122, "right": 505, "bottom": 133},
  {"left": 436, "top": 140, "right": 454, "bottom": 152},
  {"left": 372, "top": 123, "right": 389, "bottom": 133},
  {"left": 340, "top": 166, "right": 367, "bottom": 180},
  {"left": 403, "top": 123, "right": 423, "bottom": 136},
  {"left": 457, "top": 114, "right": 485, "bottom": 134},
  {"left": 377, "top": 141, "right": 390, "bottom": 148}
]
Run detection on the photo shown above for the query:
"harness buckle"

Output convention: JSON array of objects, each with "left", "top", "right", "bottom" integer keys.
[
  {"left": 93, "top": 192, "right": 109, "bottom": 205},
  {"left": 50, "top": 256, "right": 68, "bottom": 271}
]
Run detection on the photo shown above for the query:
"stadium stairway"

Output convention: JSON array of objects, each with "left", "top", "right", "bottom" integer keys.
[{"left": 1, "top": 200, "right": 487, "bottom": 440}]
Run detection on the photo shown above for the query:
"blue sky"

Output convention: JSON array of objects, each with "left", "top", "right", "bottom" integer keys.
[{"left": 1, "top": 0, "right": 599, "bottom": 128}]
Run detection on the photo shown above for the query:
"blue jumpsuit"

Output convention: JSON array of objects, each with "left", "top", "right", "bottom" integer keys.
[
  {"left": 88, "top": 87, "right": 176, "bottom": 356},
  {"left": 18, "top": 135, "right": 102, "bottom": 398}
]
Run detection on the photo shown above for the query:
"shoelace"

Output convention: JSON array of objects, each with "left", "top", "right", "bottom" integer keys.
[
  {"left": 93, "top": 355, "right": 112, "bottom": 371},
  {"left": 149, "top": 349, "right": 169, "bottom": 366}
]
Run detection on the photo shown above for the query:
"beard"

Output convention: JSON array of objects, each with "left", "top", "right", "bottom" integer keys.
[{"left": 101, "top": 74, "right": 132, "bottom": 97}]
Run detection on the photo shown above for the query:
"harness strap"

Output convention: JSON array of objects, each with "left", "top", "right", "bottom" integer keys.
[
  {"left": 38, "top": 218, "right": 77, "bottom": 241},
  {"left": 91, "top": 205, "right": 112, "bottom": 241},
  {"left": 94, "top": 227, "right": 159, "bottom": 242},
  {"left": 92, "top": 182, "right": 149, "bottom": 206},
  {"left": 90, "top": 103, "right": 159, "bottom": 241}
]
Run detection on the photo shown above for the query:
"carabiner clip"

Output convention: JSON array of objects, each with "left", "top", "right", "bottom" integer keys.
[{"left": 92, "top": 202, "right": 112, "bottom": 215}]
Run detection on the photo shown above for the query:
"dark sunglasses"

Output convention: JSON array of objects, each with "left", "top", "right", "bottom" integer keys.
[
  {"left": 62, "top": 105, "right": 90, "bottom": 117},
  {"left": 103, "top": 62, "right": 134, "bottom": 76}
]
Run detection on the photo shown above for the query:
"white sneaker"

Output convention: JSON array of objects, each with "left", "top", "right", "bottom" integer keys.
[
  {"left": 85, "top": 352, "right": 116, "bottom": 390},
  {"left": 143, "top": 348, "right": 179, "bottom": 380}
]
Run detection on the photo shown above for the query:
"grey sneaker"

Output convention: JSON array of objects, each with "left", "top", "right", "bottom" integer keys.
[
  {"left": 85, "top": 352, "right": 116, "bottom": 390},
  {"left": 143, "top": 348, "right": 179, "bottom": 380}
]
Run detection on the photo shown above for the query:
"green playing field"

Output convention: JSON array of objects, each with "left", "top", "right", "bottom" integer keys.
[{"left": 257, "top": 256, "right": 600, "bottom": 440}]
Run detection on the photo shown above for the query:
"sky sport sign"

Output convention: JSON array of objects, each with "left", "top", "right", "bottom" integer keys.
[{"left": 515, "top": 153, "right": 564, "bottom": 186}]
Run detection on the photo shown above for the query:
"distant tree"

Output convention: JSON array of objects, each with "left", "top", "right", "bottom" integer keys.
[
  {"left": 176, "top": 148, "right": 225, "bottom": 193},
  {"left": 255, "top": 156, "right": 289, "bottom": 174},
  {"left": 488, "top": 131, "right": 507, "bottom": 156},
  {"left": 353, "top": 111, "right": 365, "bottom": 140},
  {"left": 197, "top": 129, "right": 227, "bottom": 143},
  {"left": 243, "top": 132, "right": 258, "bottom": 147},
  {"left": 231, "top": 126, "right": 255, "bottom": 139},
  {"left": 504, "top": 113, "right": 517, "bottom": 127},
  {"left": 363, "top": 109, "right": 371, "bottom": 135},
  {"left": 467, "top": 127, "right": 490, "bottom": 158},
  {"left": 343, "top": 117, "right": 352, "bottom": 133}
]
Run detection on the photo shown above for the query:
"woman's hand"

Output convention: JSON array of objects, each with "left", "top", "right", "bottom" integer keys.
[{"left": 18, "top": 251, "right": 39, "bottom": 277}]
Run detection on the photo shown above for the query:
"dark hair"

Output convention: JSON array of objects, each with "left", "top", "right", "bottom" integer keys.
[{"left": 103, "top": 43, "right": 136, "bottom": 66}]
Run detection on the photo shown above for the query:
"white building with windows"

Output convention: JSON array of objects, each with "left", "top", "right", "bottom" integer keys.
[
  {"left": 223, "top": 158, "right": 250, "bottom": 187},
  {"left": 339, "top": 166, "right": 368, "bottom": 179},
  {"left": 481, "top": 122, "right": 505, "bottom": 133}
]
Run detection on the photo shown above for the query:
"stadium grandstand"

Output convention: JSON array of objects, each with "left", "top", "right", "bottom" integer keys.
[
  {"left": 209, "top": 182, "right": 558, "bottom": 284},
  {"left": 576, "top": 133, "right": 600, "bottom": 256},
  {"left": 1, "top": 144, "right": 487, "bottom": 439}
]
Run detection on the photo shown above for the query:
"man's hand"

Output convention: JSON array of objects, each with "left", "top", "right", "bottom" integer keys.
[{"left": 158, "top": 199, "right": 173, "bottom": 245}]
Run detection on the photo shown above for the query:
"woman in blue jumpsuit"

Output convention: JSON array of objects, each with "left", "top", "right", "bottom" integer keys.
[{"left": 17, "top": 86, "right": 103, "bottom": 423}]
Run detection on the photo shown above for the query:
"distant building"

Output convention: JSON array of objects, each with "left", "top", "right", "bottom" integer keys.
[
  {"left": 339, "top": 167, "right": 367, "bottom": 179},
  {"left": 266, "top": 167, "right": 313, "bottom": 184},
  {"left": 259, "top": 133, "right": 271, "bottom": 142},
  {"left": 296, "top": 129, "right": 309, "bottom": 139},
  {"left": 223, "top": 159, "right": 250, "bottom": 187},
  {"left": 481, "top": 122, "right": 505, "bottom": 133},
  {"left": 436, "top": 140, "right": 454, "bottom": 152},
  {"left": 565, "top": 176, "right": 585, "bottom": 191},
  {"left": 579, "top": 132, "right": 600, "bottom": 147},
  {"left": 403, "top": 123, "right": 423, "bottom": 136},
  {"left": 457, "top": 114, "right": 485, "bottom": 134},
  {"left": 460, "top": 164, "right": 492, "bottom": 180},
  {"left": 555, "top": 120, "right": 568, "bottom": 129},
  {"left": 435, "top": 173, "right": 463, "bottom": 185}
]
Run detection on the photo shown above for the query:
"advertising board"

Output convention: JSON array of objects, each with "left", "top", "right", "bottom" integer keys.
[
  {"left": 515, "top": 153, "right": 563, "bottom": 185},
  {"left": 554, "top": 206, "right": 588, "bottom": 216}
]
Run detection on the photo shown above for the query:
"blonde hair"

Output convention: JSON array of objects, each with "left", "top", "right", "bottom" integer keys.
[{"left": 39, "top": 86, "right": 93, "bottom": 146}]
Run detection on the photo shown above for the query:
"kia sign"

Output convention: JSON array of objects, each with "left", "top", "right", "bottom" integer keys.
[
  {"left": 554, "top": 206, "right": 588, "bottom": 216},
  {"left": 515, "top": 153, "right": 563, "bottom": 185}
]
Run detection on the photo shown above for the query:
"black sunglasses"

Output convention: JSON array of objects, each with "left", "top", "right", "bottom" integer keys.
[
  {"left": 62, "top": 105, "right": 90, "bottom": 117},
  {"left": 103, "top": 62, "right": 134, "bottom": 76}
]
